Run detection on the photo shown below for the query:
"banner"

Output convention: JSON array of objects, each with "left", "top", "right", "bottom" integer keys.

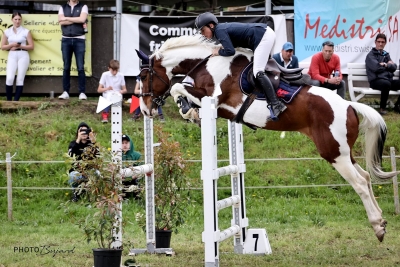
[
  {"left": 0, "top": 14, "right": 92, "bottom": 76},
  {"left": 121, "top": 14, "right": 288, "bottom": 76},
  {"left": 294, "top": 0, "right": 400, "bottom": 73}
]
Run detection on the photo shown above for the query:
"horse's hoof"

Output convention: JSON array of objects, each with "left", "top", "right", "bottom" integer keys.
[{"left": 376, "top": 228, "right": 386, "bottom": 242}]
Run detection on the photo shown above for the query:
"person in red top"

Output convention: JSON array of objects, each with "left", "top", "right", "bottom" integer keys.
[{"left": 308, "top": 41, "right": 346, "bottom": 99}]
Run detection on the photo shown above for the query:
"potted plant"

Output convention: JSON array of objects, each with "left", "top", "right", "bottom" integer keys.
[
  {"left": 136, "top": 125, "right": 191, "bottom": 248},
  {"left": 64, "top": 142, "right": 124, "bottom": 267}
]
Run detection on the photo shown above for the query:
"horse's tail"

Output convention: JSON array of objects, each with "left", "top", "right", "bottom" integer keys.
[{"left": 349, "top": 101, "right": 399, "bottom": 180}]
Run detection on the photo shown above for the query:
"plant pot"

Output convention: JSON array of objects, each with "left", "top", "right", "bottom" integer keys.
[
  {"left": 155, "top": 229, "right": 172, "bottom": 248},
  {"left": 92, "top": 248, "right": 123, "bottom": 267}
]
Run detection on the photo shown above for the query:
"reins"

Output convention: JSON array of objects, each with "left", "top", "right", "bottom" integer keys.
[{"left": 141, "top": 54, "right": 212, "bottom": 108}]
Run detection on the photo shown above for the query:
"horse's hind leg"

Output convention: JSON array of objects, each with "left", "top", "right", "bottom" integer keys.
[
  {"left": 333, "top": 158, "right": 386, "bottom": 241},
  {"left": 354, "top": 163, "right": 382, "bottom": 214}
]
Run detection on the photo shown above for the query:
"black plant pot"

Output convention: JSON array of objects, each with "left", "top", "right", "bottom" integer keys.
[
  {"left": 92, "top": 248, "right": 123, "bottom": 267},
  {"left": 155, "top": 230, "right": 172, "bottom": 248}
]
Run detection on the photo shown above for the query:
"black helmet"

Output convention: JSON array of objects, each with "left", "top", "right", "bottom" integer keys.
[{"left": 195, "top": 12, "right": 218, "bottom": 30}]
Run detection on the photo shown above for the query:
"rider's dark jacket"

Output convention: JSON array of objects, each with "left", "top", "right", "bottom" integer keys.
[{"left": 214, "top": 23, "right": 268, "bottom": 57}]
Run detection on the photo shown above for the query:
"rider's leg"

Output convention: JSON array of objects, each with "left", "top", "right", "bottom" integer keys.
[
  {"left": 253, "top": 26, "right": 286, "bottom": 121},
  {"left": 255, "top": 72, "right": 287, "bottom": 120}
]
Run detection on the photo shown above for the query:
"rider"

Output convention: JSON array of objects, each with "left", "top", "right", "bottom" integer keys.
[{"left": 194, "top": 12, "right": 287, "bottom": 120}]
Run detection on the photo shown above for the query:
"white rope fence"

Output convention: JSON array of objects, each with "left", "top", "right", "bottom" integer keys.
[{"left": 2, "top": 151, "right": 399, "bottom": 220}]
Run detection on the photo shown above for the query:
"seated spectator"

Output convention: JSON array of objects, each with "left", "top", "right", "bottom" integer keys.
[
  {"left": 131, "top": 76, "right": 165, "bottom": 122},
  {"left": 365, "top": 33, "right": 400, "bottom": 115},
  {"left": 272, "top": 42, "right": 299, "bottom": 69},
  {"left": 97, "top": 59, "right": 127, "bottom": 123},
  {"left": 308, "top": 41, "right": 346, "bottom": 99},
  {"left": 120, "top": 134, "right": 142, "bottom": 198},
  {"left": 68, "top": 122, "right": 97, "bottom": 202}
]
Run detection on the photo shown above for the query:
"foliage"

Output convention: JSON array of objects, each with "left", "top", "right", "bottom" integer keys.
[
  {"left": 136, "top": 125, "right": 191, "bottom": 233},
  {"left": 69, "top": 144, "right": 124, "bottom": 249}
]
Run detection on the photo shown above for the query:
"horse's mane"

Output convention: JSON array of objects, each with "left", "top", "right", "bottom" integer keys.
[{"left": 152, "top": 35, "right": 218, "bottom": 59}]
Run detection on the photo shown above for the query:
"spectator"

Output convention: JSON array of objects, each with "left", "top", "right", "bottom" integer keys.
[
  {"left": 120, "top": 134, "right": 142, "bottom": 198},
  {"left": 195, "top": 12, "right": 286, "bottom": 121},
  {"left": 1, "top": 12, "right": 34, "bottom": 101},
  {"left": 308, "top": 41, "right": 346, "bottom": 99},
  {"left": 272, "top": 42, "right": 299, "bottom": 69},
  {"left": 97, "top": 59, "right": 127, "bottom": 123},
  {"left": 131, "top": 76, "right": 165, "bottom": 122},
  {"left": 68, "top": 122, "right": 97, "bottom": 202},
  {"left": 58, "top": 0, "right": 88, "bottom": 100},
  {"left": 365, "top": 33, "right": 400, "bottom": 115}
]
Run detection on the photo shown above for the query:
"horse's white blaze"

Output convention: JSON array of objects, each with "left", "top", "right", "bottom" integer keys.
[{"left": 308, "top": 86, "right": 351, "bottom": 156}]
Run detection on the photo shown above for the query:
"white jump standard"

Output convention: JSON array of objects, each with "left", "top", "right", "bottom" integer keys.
[{"left": 200, "top": 96, "right": 271, "bottom": 267}]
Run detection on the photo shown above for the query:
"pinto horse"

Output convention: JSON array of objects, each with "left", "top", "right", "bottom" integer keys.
[{"left": 136, "top": 35, "right": 398, "bottom": 242}]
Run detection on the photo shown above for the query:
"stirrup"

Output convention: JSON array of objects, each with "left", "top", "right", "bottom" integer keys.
[{"left": 267, "top": 103, "right": 287, "bottom": 121}]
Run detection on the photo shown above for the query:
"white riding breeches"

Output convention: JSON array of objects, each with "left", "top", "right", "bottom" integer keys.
[
  {"left": 253, "top": 26, "right": 276, "bottom": 77},
  {"left": 6, "top": 50, "right": 30, "bottom": 86}
]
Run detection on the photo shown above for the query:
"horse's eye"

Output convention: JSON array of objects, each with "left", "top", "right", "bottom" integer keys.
[{"left": 141, "top": 76, "right": 147, "bottom": 81}]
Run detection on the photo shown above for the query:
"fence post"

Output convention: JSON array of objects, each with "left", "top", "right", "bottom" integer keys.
[
  {"left": 6, "top": 152, "right": 13, "bottom": 221},
  {"left": 390, "top": 147, "right": 399, "bottom": 215}
]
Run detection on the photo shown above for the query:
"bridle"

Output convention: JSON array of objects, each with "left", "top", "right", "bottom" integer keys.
[{"left": 139, "top": 54, "right": 212, "bottom": 108}]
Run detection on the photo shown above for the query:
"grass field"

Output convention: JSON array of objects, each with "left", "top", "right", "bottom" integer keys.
[{"left": 0, "top": 97, "right": 400, "bottom": 267}]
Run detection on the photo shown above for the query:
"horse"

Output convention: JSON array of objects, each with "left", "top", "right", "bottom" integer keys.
[{"left": 136, "top": 34, "right": 399, "bottom": 242}]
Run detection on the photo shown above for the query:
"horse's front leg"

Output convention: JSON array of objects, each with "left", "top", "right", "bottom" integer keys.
[{"left": 170, "top": 83, "right": 202, "bottom": 123}]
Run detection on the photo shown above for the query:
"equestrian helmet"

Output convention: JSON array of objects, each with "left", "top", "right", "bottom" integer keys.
[{"left": 195, "top": 12, "right": 218, "bottom": 30}]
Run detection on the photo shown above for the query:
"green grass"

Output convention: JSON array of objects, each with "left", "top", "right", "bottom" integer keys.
[{"left": 0, "top": 97, "right": 400, "bottom": 266}]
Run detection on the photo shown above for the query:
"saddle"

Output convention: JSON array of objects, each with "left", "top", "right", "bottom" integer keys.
[
  {"left": 246, "top": 58, "right": 311, "bottom": 91},
  {"left": 235, "top": 59, "right": 310, "bottom": 129}
]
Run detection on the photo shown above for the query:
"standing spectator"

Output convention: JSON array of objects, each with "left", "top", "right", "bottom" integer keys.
[
  {"left": 308, "top": 41, "right": 346, "bottom": 99},
  {"left": 272, "top": 42, "right": 299, "bottom": 69},
  {"left": 131, "top": 76, "right": 165, "bottom": 122},
  {"left": 1, "top": 12, "right": 34, "bottom": 101},
  {"left": 97, "top": 59, "right": 127, "bottom": 123},
  {"left": 68, "top": 122, "right": 97, "bottom": 202},
  {"left": 365, "top": 33, "right": 400, "bottom": 115},
  {"left": 58, "top": 0, "right": 88, "bottom": 100}
]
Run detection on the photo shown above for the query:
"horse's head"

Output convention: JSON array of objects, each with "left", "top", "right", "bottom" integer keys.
[
  {"left": 136, "top": 35, "right": 219, "bottom": 118},
  {"left": 136, "top": 49, "right": 170, "bottom": 117}
]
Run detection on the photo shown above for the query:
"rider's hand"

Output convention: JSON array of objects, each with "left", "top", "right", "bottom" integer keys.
[
  {"left": 89, "top": 130, "right": 96, "bottom": 143},
  {"left": 212, "top": 47, "right": 220, "bottom": 57}
]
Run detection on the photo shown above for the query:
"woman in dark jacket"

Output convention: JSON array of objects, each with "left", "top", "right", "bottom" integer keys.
[
  {"left": 68, "top": 122, "right": 97, "bottom": 201},
  {"left": 365, "top": 33, "right": 400, "bottom": 115}
]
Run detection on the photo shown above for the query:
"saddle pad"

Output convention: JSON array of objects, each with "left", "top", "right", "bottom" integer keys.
[{"left": 239, "top": 62, "right": 303, "bottom": 104}]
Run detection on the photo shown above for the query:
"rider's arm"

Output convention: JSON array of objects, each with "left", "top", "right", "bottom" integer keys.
[{"left": 215, "top": 29, "right": 236, "bottom": 57}]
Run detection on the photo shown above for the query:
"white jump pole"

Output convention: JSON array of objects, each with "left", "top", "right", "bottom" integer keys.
[{"left": 200, "top": 96, "right": 271, "bottom": 267}]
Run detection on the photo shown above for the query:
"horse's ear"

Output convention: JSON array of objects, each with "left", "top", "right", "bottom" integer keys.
[{"left": 135, "top": 49, "right": 149, "bottom": 65}]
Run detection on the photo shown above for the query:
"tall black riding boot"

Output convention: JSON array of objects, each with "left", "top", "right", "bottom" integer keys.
[
  {"left": 5, "top": 85, "right": 13, "bottom": 101},
  {"left": 14, "top": 85, "right": 23, "bottom": 101},
  {"left": 255, "top": 72, "right": 287, "bottom": 121}
]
